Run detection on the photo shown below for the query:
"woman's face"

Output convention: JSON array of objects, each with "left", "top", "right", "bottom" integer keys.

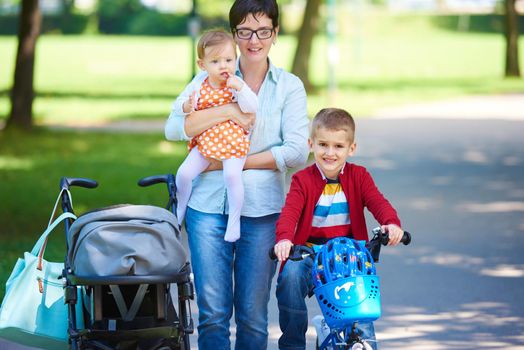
[{"left": 234, "top": 12, "right": 278, "bottom": 65}]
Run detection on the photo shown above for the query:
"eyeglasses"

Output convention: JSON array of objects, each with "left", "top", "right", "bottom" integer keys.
[{"left": 234, "top": 27, "right": 274, "bottom": 40}]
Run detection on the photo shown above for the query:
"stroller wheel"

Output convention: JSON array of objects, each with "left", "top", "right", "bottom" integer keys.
[{"left": 150, "top": 339, "right": 184, "bottom": 350}]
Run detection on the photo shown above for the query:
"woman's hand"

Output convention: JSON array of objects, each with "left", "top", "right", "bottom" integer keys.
[
  {"left": 226, "top": 103, "right": 256, "bottom": 131},
  {"left": 274, "top": 239, "right": 293, "bottom": 262},
  {"left": 204, "top": 158, "right": 223, "bottom": 172}
]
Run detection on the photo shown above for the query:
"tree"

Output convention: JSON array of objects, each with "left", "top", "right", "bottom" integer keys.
[
  {"left": 291, "top": 0, "right": 322, "bottom": 92},
  {"left": 5, "top": 0, "right": 42, "bottom": 130},
  {"left": 504, "top": 0, "right": 521, "bottom": 77}
]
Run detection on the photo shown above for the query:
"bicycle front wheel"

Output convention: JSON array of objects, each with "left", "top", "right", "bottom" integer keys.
[{"left": 350, "top": 341, "right": 373, "bottom": 350}]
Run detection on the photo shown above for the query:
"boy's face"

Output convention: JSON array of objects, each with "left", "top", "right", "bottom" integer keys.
[
  {"left": 309, "top": 127, "right": 356, "bottom": 180},
  {"left": 198, "top": 43, "right": 237, "bottom": 87}
]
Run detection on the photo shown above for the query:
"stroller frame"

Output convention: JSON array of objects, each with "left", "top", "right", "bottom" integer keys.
[{"left": 59, "top": 174, "right": 194, "bottom": 350}]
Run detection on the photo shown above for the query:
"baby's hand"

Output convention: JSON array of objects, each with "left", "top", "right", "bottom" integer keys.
[
  {"left": 274, "top": 239, "right": 293, "bottom": 262},
  {"left": 183, "top": 91, "right": 197, "bottom": 113},
  {"left": 381, "top": 224, "right": 404, "bottom": 246},
  {"left": 226, "top": 75, "right": 244, "bottom": 91}
]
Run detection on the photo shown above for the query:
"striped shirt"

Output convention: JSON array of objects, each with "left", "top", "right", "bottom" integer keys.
[{"left": 308, "top": 178, "right": 351, "bottom": 244}]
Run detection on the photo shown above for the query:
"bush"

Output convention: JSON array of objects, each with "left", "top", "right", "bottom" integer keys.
[
  {"left": 432, "top": 14, "right": 524, "bottom": 33},
  {"left": 127, "top": 11, "right": 188, "bottom": 36},
  {"left": 0, "top": 13, "right": 89, "bottom": 35},
  {"left": 99, "top": 10, "right": 229, "bottom": 36},
  {"left": 0, "top": 15, "right": 17, "bottom": 35}
]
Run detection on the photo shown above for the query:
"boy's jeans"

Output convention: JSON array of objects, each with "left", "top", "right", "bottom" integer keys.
[
  {"left": 276, "top": 258, "right": 378, "bottom": 350},
  {"left": 185, "top": 207, "right": 278, "bottom": 350}
]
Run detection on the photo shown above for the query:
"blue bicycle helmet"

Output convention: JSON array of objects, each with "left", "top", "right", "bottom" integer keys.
[
  {"left": 311, "top": 237, "right": 376, "bottom": 289},
  {"left": 311, "top": 237, "right": 381, "bottom": 328}
]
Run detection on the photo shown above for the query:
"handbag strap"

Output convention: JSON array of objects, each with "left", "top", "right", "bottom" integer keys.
[
  {"left": 30, "top": 212, "right": 77, "bottom": 260},
  {"left": 48, "top": 188, "right": 73, "bottom": 227}
]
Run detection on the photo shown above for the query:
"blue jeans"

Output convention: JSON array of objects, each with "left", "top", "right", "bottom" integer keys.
[
  {"left": 276, "top": 258, "right": 377, "bottom": 350},
  {"left": 185, "top": 207, "right": 278, "bottom": 350}
]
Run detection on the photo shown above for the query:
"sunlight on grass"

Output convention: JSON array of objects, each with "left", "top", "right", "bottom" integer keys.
[
  {"left": 33, "top": 96, "right": 173, "bottom": 123},
  {"left": 0, "top": 156, "right": 34, "bottom": 170},
  {"left": 156, "top": 140, "right": 187, "bottom": 155}
]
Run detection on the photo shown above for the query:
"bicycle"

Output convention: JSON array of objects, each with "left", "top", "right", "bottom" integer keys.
[{"left": 270, "top": 228, "right": 411, "bottom": 350}]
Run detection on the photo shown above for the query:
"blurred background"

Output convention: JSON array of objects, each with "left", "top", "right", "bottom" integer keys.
[
  {"left": 0, "top": 1, "right": 523, "bottom": 348},
  {"left": 1, "top": 0, "right": 523, "bottom": 127}
]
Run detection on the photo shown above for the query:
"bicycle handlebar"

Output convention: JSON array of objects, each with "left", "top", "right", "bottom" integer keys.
[
  {"left": 367, "top": 229, "right": 411, "bottom": 262},
  {"left": 268, "top": 245, "right": 314, "bottom": 261},
  {"left": 269, "top": 229, "right": 412, "bottom": 262},
  {"left": 371, "top": 227, "right": 411, "bottom": 246}
]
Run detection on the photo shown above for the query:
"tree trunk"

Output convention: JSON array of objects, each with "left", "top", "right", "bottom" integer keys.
[
  {"left": 5, "top": 0, "right": 41, "bottom": 130},
  {"left": 504, "top": 0, "right": 521, "bottom": 77},
  {"left": 291, "top": 0, "right": 322, "bottom": 92}
]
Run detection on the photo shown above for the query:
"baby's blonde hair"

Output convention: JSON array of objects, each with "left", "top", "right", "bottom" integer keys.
[{"left": 197, "top": 29, "right": 236, "bottom": 59}]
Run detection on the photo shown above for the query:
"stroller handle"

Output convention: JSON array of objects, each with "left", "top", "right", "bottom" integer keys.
[
  {"left": 60, "top": 177, "right": 98, "bottom": 190},
  {"left": 138, "top": 174, "right": 177, "bottom": 213},
  {"left": 138, "top": 174, "right": 174, "bottom": 187}
]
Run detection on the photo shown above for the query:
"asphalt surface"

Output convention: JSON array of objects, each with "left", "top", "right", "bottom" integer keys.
[{"left": 2, "top": 95, "right": 524, "bottom": 350}]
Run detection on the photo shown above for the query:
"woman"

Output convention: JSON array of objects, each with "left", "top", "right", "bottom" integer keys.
[{"left": 165, "top": 1, "right": 309, "bottom": 349}]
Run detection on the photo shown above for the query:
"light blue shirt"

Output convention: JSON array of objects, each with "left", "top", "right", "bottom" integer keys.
[{"left": 165, "top": 60, "right": 309, "bottom": 217}]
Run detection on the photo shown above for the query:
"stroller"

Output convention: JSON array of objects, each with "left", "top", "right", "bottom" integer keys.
[{"left": 58, "top": 174, "right": 194, "bottom": 350}]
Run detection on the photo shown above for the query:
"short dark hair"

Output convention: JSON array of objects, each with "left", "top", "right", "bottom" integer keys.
[
  {"left": 311, "top": 108, "right": 356, "bottom": 143},
  {"left": 229, "top": 0, "right": 279, "bottom": 32}
]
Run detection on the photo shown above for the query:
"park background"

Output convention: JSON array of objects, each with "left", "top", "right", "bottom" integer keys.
[{"left": 1, "top": 0, "right": 524, "bottom": 349}]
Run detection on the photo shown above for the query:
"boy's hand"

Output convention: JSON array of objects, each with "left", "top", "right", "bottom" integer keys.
[
  {"left": 274, "top": 239, "right": 293, "bottom": 262},
  {"left": 226, "top": 75, "right": 244, "bottom": 91},
  {"left": 183, "top": 91, "right": 197, "bottom": 113},
  {"left": 381, "top": 224, "right": 404, "bottom": 246}
]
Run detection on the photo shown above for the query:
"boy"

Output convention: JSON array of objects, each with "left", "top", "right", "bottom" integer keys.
[{"left": 273, "top": 108, "right": 404, "bottom": 350}]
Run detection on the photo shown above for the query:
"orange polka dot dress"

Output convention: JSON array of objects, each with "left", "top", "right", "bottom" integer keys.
[{"left": 189, "top": 78, "right": 250, "bottom": 160}]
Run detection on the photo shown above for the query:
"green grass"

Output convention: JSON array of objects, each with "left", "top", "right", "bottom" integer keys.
[
  {"left": 0, "top": 129, "right": 187, "bottom": 299},
  {"left": 1, "top": 13, "right": 523, "bottom": 123}
]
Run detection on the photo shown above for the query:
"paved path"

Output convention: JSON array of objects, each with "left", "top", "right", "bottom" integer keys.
[{"left": 2, "top": 94, "right": 524, "bottom": 349}]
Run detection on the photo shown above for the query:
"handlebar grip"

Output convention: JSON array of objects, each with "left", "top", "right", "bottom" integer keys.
[
  {"left": 402, "top": 231, "right": 412, "bottom": 245},
  {"left": 138, "top": 175, "right": 170, "bottom": 187},
  {"left": 269, "top": 245, "right": 313, "bottom": 261},
  {"left": 379, "top": 230, "right": 412, "bottom": 246},
  {"left": 60, "top": 177, "right": 98, "bottom": 190},
  {"left": 268, "top": 247, "right": 277, "bottom": 261}
]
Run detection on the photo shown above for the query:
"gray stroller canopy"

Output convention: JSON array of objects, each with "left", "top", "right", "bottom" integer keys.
[{"left": 67, "top": 205, "right": 187, "bottom": 277}]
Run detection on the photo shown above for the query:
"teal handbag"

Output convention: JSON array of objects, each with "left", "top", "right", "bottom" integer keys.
[{"left": 0, "top": 212, "right": 83, "bottom": 349}]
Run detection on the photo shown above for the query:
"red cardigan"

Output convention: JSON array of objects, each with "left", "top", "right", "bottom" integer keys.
[{"left": 276, "top": 162, "right": 401, "bottom": 245}]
